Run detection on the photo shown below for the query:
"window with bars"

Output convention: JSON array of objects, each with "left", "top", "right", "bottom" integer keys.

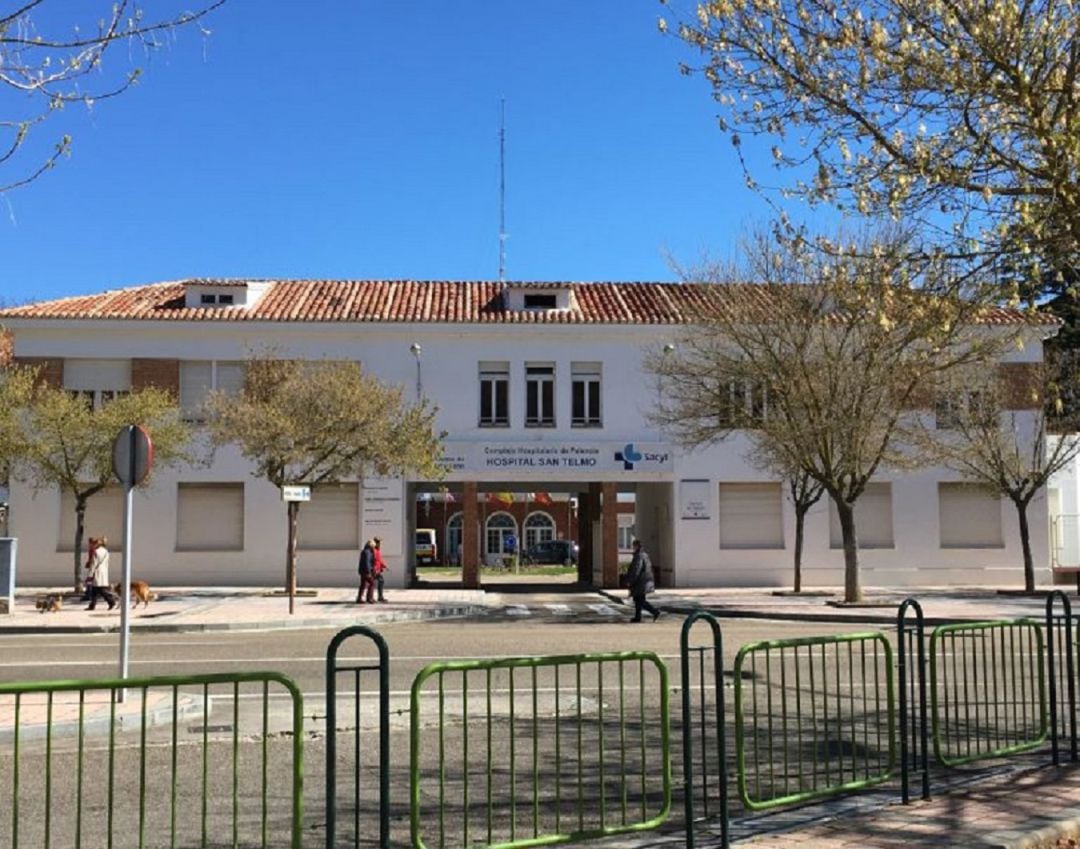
[
  {"left": 479, "top": 362, "right": 510, "bottom": 426},
  {"left": 525, "top": 363, "right": 555, "bottom": 427},
  {"left": 571, "top": 362, "right": 602, "bottom": 427},
  {"left": 717, "top": 380, "right": 768, "bottom": 428}
]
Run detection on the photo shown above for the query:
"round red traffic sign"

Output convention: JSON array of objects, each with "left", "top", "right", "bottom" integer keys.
[{"left": 112, "top": 425, "right": 154, "bottom": 486}]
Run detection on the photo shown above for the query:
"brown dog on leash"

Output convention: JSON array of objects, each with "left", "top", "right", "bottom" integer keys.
[
  {"left": 112, "top": 580, "right": 157, "bottom": 609},
  {"left": 35, "top": 594, "right": 63, "bottom": 613}
]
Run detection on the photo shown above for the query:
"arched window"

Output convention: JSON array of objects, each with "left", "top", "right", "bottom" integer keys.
[
  {"left": 446, "top": 512, "right": 463, "bottom": 565},
  {"left": 485, "top": 512, "right": 517, "bottom": 559},
  {"left": 524, "top": 511, "right": 556, "bottom": 550}
]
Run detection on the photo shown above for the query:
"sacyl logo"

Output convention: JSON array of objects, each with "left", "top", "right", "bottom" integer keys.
[{"left": 615, "top": 443, "right": 643, "bottom": 470}]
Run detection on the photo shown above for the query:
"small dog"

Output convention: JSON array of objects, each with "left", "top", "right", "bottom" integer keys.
[
  {"left": 113, "top": 580, "right": 157, "bottom": 609},
  {"left": 35, "top": 594, "right": 63, "bottom": 614}
]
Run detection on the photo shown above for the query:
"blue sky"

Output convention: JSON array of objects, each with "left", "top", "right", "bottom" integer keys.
[{"left": 1, "top": 1, "right": 785, "bottom": 305}]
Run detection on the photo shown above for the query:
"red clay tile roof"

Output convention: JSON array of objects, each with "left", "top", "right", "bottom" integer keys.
[{"left": 0, "top": 279, "right": 1059, "bottom": 326}]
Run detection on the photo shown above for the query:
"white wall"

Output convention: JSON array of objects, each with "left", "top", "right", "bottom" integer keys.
[{"left": 5, "top": 317, "right": 1057, "bottom": 590}]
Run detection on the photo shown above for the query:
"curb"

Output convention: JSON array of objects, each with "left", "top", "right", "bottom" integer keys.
[
  {"left": 593, "top": 590, "right": 1021, "bottom": 626},
  {"left": 0, "top": 692, "right": 205, "bottom": 743},
  {"left": 0, "top": 603, "right": 486, "bottom": 635}
]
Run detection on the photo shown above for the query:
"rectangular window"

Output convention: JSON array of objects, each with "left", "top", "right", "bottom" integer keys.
[
  {"left": 176, "top": 483, "right": 244, "bottom": 551},
  {"left": 63, "top": 359, "right": 132, "bottom": 410},
  {"left": 718, "top": 482, "right": 784, "bottom": 549},
  {"left": 571, "top": 362, "right": 602, "bottom": 427},
  {"left": 525, "top": 363, "right": 555, "bottom": 427},
  {"left": 523, "top": 294, "right": 558, "bottom": 309},
  {"left": 299, "top": 484, "right": 360, "bottom": 550},
  {"left": 479, "top": 361, "right": 510, "bottom": 426},
  {"left": 179, "top": 360, "right": 245, "bottom": 420},
  {"left": 58, "top": 486, "right": 124, "bottom": 552},
  {"left": 717, "top": 380, "right": 768, "bottom": 427},
  {"left": 939, "top": 483, "right": 1004, "bottom": 548},
  {"left": 829, "top": 483, "right": 894, "bottom": 548},
  {"left": 935, "top": 391, "right": 993, "bottom": 430}
]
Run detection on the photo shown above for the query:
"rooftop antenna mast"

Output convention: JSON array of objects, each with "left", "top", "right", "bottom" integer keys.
[{"left": 498, "top": 98, "right": 507, "bottom": 283}]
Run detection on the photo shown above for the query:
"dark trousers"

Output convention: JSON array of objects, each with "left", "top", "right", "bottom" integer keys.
[
  {"left": 87, "top": 585, "right": 117, "bottom": 610},
  {"left": 631, "top": 593, "right": 659, "bottom": 621},
  {"left": 357, "top": 572, "right": 375, "bottom": 603},
  {"left": 375, "top": 573, "right": 386, "bottom": 602}
]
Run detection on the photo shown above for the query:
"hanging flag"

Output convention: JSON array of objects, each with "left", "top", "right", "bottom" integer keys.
[
  {"left": 534, "top": 491, "right": 553, "bottom": 507},
  {"left": 486, "top": 491, "right": 514, "bottom": 507}
]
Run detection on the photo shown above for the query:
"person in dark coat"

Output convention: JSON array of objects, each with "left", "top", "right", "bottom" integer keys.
[
  {"left": 625, "top": 539, "right": 660, "bottom": 622},
  {"left": 357, "top": 539, "right": 376, "bottom": 604}
]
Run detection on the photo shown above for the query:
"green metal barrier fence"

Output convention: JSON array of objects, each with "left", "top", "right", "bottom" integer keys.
[
  {"left": 326, "top": 625, "right": 391, "bottom": 849},
  {"left": 733, "top": 632, "right": 895, "bottom": 812},
  {"left": 929, "top": 620, "right": 1046, "bottom": 767},
  {"left": 409, "top": 651, "right": 671, "bottom": 849},
  {"left": 1045, "top": 591, "right": 1078, "bottom": 765},
  {"left": 896, "top": 598, "right": 930, "bottom": 803},
  {"left": 679, "top": 611, "right": 729, "bottom": 849},
  {"left": 0, "top": 672, "right": 304, "bottom": 849}
]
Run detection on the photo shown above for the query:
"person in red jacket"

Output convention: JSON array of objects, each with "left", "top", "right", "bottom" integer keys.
[{"left": 373, "top": 536, "right": 388, "bottom": 603}]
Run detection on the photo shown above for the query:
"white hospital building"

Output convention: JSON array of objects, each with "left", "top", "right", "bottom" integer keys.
[{"left": 0, "top": 278, "right": 1064, "bottom": 591}]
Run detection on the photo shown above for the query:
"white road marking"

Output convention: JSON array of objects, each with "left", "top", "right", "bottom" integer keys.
[
  {"left": 587, "top": 604, "right": 621, "bottom": 616},
  {"left": 545, "top": 604, "right": 572, "bottom": 615},
  {"left": 506, "top": 605, "right": 531, "bottom": 616}
]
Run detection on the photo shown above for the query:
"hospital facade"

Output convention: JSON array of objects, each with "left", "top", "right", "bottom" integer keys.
[{"left": 0, "top": 278, "right": 1060, "bottom": 591}]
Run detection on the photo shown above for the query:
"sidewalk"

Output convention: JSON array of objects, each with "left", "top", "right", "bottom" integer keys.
[
  {"left": 3, "top": 582, "right": 1074, "bottom": 634},
  {"left": 0, "top": 584, "right": 492, "bottom": 633}
]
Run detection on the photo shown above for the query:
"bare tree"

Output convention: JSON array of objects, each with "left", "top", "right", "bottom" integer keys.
[
  {"left": 1, "top": 1, "right": 225, "bottom": 193},
  {"left": 660, "top": 0, "right": 1080, "bottom": 295},
  {"left": 921, "top": 353, "right": 1080, "bottom": 591},
  {"left": 206, "top": 356, "right": 444, "bottom": 613},
  {"left": 648, "top": 231, "right": 1013, "bottom": 602},
  {"left": 788, "top": 468, "right": 825, "bottom": 593}
]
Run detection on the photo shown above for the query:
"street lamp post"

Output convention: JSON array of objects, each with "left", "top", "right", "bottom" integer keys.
[{"left": 410, "top": 342, "right": 422, "bottom": 401}]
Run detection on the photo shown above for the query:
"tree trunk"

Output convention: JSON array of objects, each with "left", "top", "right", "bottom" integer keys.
[
  {"left": 73, "top": 496, "right": 87, "bottom": 593},
  {"left": 286, "top": 500, "right": 299, "bottom": 615},
  {"left": 834, "top": 497, "right": 862, "bottom": 603},
  {"left": 793, "top": 505, "right": 807, "bottom": 593},
  {"left": 1016, "top": 497, "right": 1035, "bottom": 593}
]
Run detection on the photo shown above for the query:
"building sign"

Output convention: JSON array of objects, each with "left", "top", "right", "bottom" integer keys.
[
  {"left": 281, "top": 485, "right": 311, "bottom": 502},
  {"left": 362, "top": 478, "right": 402, "bottom": 555},
  {"left": 439, "top": 441, "right": 674, "bottom": 475},
  {"left": 680, "top": 479, "right": 711, "bottom": 520}
]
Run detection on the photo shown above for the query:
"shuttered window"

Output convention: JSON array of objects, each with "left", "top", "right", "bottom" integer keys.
[
  {"left": 63, "top": 359, "right": 131, "bottom": 391},
  {"left": 58, "top": 486, "right": 124, "bottom": 552},
  {"left": 299, "top": 484, "right": 360, "bottom": 550},
  {"left": 939, "top": 483, "right": 1004, "bottom": 548},
  {"left": 176, "top": 483, "right": 244, "bottom": 551},
  {"left": 718, "top": 483, "right": 784, "bottom": 549},
  {"left": 829, "top": 483, "right": 894, "bottom": 548},
  {"left": 179, "top": 361, "right": 245, "bottom": 419}
]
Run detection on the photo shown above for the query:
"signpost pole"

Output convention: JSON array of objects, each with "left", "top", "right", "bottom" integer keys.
[
  {"left": 118, "top": 426, "right": 135, "bottom": 701},
  {"left": 112, "top": 424, "right": 153, "bottom": 704}
]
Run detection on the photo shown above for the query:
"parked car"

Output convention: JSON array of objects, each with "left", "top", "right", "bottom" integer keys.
[
  {"left": 415, "top": 529, "right": 438, "bottom": 565},
  {"left": 524, "top": 539, "right": 578, "bottom": 566}
]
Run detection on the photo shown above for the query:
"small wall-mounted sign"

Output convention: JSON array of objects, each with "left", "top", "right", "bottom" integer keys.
[
  {"left": 680, "top": 479, "right": 711, "bottom": 520},
  {"left": 281, "top": 485, "right": 311, "bottom": 503}
]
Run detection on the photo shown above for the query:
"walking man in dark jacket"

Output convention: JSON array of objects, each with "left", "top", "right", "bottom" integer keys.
[
  {"left": 357, "top": 539, "right": 376, "bottom": 604},
  {"left": 626, "top": 539, "right": 661, "bottom": 622}
]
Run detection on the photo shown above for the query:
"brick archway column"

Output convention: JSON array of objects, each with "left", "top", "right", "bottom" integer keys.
[
  {"left": 462, "top": 481, "right": 480, "bottom": 589},
  {"left": 601, "top": 482, "right": 619, "bottom": 589}
]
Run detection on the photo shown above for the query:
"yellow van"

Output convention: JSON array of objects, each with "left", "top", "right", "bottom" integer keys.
[{"left": 415, "top": 529, "right": 438, "bottom": 565}]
